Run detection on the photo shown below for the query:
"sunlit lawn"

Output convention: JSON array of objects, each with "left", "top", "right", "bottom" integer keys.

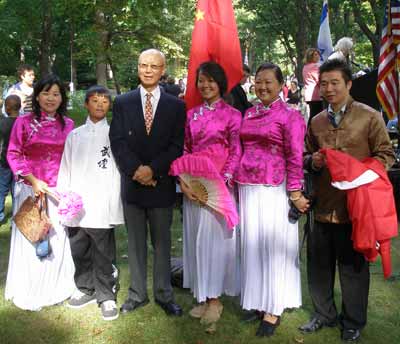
[{"left": 0, "top": 193, "right": 400, "bottom": 344}]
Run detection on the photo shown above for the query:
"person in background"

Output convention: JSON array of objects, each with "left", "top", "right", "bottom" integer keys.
[
  {"left": 0, "top": 95, "right": 20, "bottom": 223},
  {"left": 181, "top": 61, "right": 241, "bottom": 329},
  {"left": 328, "top": 37, "right": 354, "bottom": 66},
  {"left": 5, "top": 74, "right": 75, "bottom": 311},
  {"left": 287, "top": 80, "right": 301, "bottom": 108},
  {"left": 247, "top": 84, "right": 258, "bottom": 105},
  {"left": 159, "top": 75, "right": 167, "bottom": 90},
  {"left": 236, "top": 62, "right": 308, "bottom": 337},
  {"left": 302, "top": 48, "right": 323, "bottom": 120},
  {"left": 58, "top": 85, "right": 124, "bottom": 321},
  {"left": 3, "top": 64, "right": 35, "bottom": 115},
  {"left": 164, "top": 76, "right": 182, "bottom": 98},
  {"left": 228, "top": 64, "right": 252, "bottom": 116},
  {"left": 178, "top": 78, "right": 186, "bottom": 93},
  {"left": 387, "top": 116, "right": 398, "bottom": 131},
  {"left": 300, "top": 58, "right": 394, "bottom": 342}
]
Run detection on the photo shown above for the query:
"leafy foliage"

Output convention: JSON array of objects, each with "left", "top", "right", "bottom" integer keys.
[
  {"left": 237, "top": 0, "right": 385, "bottom": 79},
  {"left": 0, "top": 0, "right": 384, "bottom": 89}
]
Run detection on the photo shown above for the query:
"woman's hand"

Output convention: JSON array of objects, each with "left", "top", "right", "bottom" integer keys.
[
  {"left": 24, "top": 174, "right": 48, "bottom": 196},
  {"left": 292, "top": 195, "right": 310, "bottom": 213},
  {"left": 180, "top": 179, "right": 198, "bottom": 202}
]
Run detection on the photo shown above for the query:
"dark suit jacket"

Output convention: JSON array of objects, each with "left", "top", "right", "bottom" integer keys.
[
  {"left": 228, "top": 84, "right": 252, "bottom": 117},
  {"left": 110, "top": 88, "right": 186, "bottom": 208}
]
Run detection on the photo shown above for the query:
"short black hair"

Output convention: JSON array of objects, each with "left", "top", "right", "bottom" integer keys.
[
  {"left": 255, "top": 62, "right": 284, "bottom": 84},
  {"left": 196, "top": 61, "right": 228, "bottom": 96},
  {"left": 319, "top": 58, "right": 352, "bottom": 83},
  {"left": 5, "top": 94, "right": 21, "bottom": 112},
  {"left": 85, "top": 85, "right": 112, "bottom": 103},
  {"left": 167, "top": 75, "right": 175, "bottom": 84},
  {"left": 243, "top": 64, "right": 251, "bottom": 74},
  {"left": 32, "top": 74, "right": 67, "bottom": 129},
  {"left": 17, "top": 64, "right": 34, "bottom": 79}
]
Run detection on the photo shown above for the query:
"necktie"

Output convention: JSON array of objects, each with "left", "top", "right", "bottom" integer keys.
[{"left": 144, "top": 93, "right": 153, "bottom": 134}]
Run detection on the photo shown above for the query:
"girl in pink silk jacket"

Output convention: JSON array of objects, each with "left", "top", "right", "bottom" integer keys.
[
  {"left": 236, "top": 62, "right": 308, "bottom": 337},
  {"left": 180, "top": 61, "right": 241, "bottom": 328}
]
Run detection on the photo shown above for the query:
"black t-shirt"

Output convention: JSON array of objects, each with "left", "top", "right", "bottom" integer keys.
[
  {"left": 287, "top": 89, "right": 301, "bottom": 105},
  {"left": 164, "top": 83, "right": 182, "bottom": 97},
  {"left": 229, "top": 84, "right": 252, "bottom": 117},
  {"left": 0, "top": 116, "right": 17, "bottom": 168}
]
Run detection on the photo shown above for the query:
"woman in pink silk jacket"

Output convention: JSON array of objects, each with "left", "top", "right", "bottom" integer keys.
[
  {"left": 5, "top": 75, "right": 75, "bottom": 311},
  {"left": 236, "top": 62, "right": 309, "bottom": 337},
  {"left": 180, "top": 61, "right": 242, "bottom": 327}
]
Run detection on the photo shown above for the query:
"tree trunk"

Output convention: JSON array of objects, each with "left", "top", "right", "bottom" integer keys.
[
  {"left": 95, "top": 10, "right": 108, "bottom": 86},
  {"left": 70, "top": 23, "right": 77, "bottom": 90},
  {"left": 351, "top": 0, "right": 383, "bottom": 67},
  {"left": 107, "top": 55, "right": 121, "bottom": 94},
  {"left": 39, "top": 0, "right": 52, "bottom": 77},
  {"left": 19, "top": 45, "right": 25, "bottom": 63},
  {"left": 294, "top": 0, "right": 309, "bottom": 82}
]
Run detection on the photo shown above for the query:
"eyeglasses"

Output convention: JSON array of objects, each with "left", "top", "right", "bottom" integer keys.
[{"left": 138, "top": 63, "right": 164, "bottom": 71}]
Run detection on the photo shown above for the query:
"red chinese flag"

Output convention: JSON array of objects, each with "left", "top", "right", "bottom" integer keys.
[{"left": 185, "top": 0, "right": 243, "bottom": 110}]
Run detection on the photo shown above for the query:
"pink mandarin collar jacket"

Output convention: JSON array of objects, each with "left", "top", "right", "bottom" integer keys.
[
  {"left": 184, "top": 99, "right": 242, "bottom": 178},
  {"left": 7, "top": 112, "right": 74, "bottom": 187},
  {"left": 235, "top": 99, "right": 306, "bottom": 190}
]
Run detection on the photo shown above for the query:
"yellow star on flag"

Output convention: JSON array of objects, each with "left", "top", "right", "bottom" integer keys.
[{"left": 195, "top": 9, "right": 205, "bottom": 21}]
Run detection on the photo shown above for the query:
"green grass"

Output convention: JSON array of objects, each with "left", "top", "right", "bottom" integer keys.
[{"left": 1, "top": 198, "right": 400, "bottom": 343}]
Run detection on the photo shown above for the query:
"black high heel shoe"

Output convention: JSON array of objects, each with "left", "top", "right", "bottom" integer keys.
[{"left": 256, "top": 317, "right": 281, "bottom": 337}]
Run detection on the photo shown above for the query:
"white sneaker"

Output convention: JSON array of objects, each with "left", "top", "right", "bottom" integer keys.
[
  {"left": 67, "top": 290, "right": 96, "bottom": 309},
  {"left": 101, "top": 300, "right": 119, "bottom": 321}
]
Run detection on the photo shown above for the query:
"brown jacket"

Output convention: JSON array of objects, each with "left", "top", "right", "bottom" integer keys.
[{"left": 305, "top": 97, "right": 395, "bottom": 224}]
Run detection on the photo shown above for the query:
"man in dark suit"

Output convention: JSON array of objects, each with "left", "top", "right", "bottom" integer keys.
[
  {"left": 228, "top": 64, "right": 252, "bottom": 116},
  {"left": 110, "top": 49, "right": 185, "bottom": 316}
]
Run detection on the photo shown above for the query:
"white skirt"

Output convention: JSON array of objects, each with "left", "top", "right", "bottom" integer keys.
[
  {"left": 239, "top": 183, "right": 301, "bottom": 315},
  {"left": 183, "top": 196, "right": 240, "bottom": 303},
  {"left": 5, "top": 182, "right": 75, "bottom": 311}
]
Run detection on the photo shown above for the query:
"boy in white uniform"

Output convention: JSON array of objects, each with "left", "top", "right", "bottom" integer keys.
[{"left": 58, "top": 86, "right": 123, "bottom": 320}]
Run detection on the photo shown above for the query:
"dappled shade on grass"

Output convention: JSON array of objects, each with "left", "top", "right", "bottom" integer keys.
[{"left": 0, "top": 198, "right": 399, "bottom": 343}]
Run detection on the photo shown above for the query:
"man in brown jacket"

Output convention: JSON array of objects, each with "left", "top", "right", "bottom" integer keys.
[{"left": 299, "top": 59, "right": 395, "bottom": 342}]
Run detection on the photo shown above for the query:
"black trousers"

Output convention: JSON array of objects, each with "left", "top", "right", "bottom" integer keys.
[
  {"left": 68, "top": 227, "right": 116, "bottom": 304},
  {"left": 124, "top": 203, "right": 174, "bottom": 303},
  {"left": 307, "top": 221, "right": 370, "bottom": 330}
]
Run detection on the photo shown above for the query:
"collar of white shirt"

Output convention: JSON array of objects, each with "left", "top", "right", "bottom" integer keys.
[
  {"left": 327, "top": 103, "right": 347, "bottom": 127},
  {"left": 86, "top": 116, "right": 108, "bottom": 130},
  {"left": 139, "top": 85, "right": 161, "bottom": 117}
]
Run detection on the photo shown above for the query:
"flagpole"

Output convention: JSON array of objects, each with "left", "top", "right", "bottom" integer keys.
[{"left": 391, "top": 2, "right": 400, "bottom": 119}]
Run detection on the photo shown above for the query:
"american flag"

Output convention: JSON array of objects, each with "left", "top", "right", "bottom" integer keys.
[{"left": 377, "top": 1, "right": 400, "bottom": 119}]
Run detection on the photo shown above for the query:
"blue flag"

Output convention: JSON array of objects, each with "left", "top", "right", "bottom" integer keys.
[{"left": 317, "top": 0, "right": 333, "bottom": 61}]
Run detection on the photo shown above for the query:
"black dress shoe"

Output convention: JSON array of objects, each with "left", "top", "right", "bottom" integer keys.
[
  {"left": 256, "top": 318, "right": 280, "bottom": 337},
  {"left": 342, "top": 329, "right": 360, "bottom": 342},
  {"left": 241, "top": 310, "right": 263, "bottom": 323},
  {"left": 299, "top": 317, "right": 337, "bottom": 333},
  {"left": 155, "top": 300, "right": 183, "bottom": 316},
  {"left": 120, "top": 299, "right": 149, "bottom": 314}
]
